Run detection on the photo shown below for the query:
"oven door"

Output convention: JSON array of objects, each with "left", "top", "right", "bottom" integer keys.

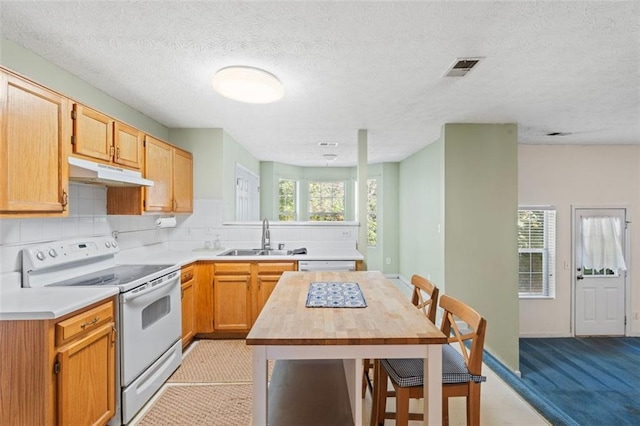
[{"left": 120, "top": 271, "right": 181, "bottom": 386}]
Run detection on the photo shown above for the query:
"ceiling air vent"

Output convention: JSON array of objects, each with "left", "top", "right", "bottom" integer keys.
[
  {"left": 318, "top": 142, "right": 339, "bottom": 148},
  {"left": 444, "top": 57, "right": 484, "bottom": 77}
]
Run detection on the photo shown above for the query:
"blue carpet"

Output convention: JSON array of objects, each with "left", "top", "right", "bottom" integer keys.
[{"left": 519, "top": 337, "right": 640, "bottom": 425}]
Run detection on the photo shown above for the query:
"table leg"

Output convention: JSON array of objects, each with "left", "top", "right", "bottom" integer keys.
[
  {"left": 252, "top": 346, "right": 268, "bottom": 426},
  {"left": 424, "top": 344, "right": 442, "bottom": 425},
  {"left": 342, "top": 358, "right": 362, "bottom": 425}
]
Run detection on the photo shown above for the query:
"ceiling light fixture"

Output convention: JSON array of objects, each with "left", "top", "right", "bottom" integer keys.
[
  {"left": 212, "top": 66, "right": 284, "bottom": 104},
  {"left": 323, "top": 154, "right": 338, "bottom": 162}
]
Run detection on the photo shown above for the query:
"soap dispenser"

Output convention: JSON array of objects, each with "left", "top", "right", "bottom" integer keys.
[{"left": 213, "top": 234, "right": 223, "bottom": 250}]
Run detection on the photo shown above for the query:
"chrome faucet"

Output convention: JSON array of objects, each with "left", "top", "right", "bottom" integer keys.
[{"left": 261, "top": 217, "right": 271, "bottom": 250}]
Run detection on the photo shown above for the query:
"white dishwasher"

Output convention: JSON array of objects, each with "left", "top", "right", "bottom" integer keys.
[{"left": 298, "top": 260, "right": 356, "bottom": 271}]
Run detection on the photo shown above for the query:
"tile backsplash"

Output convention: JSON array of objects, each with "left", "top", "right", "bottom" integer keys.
[{"left": 0, "top": 183, "right": 359, "bottom": 276}]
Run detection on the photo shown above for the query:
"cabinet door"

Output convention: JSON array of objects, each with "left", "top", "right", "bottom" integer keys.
[
  {"left": 173, "top": 147, "right": 193, "bottom": 213},
  {"left": 213, "top": 275, "right": 251, "bottom": 331},
  {"left": 194, "top": 262, "right": 214, "bottom": 333},
  {"left": 144, "top": 135, "right": 173, "bottom": 212},
  {"left": 256, "top": 275, "right": 280, "bottom": 318},
  {"left": 0, "top": 72, "right": 69, "bottom": 213},
  {"left": 72, "top": 103, "right": 113, "bottom": 162},
  {"left": 56, "top": 322, "right": 115, "bottom": 426},
  {"left": 113, "top": 121, "right": 142, "bottom": 170},
  {"left": 181, "top": 265, "right": 195, "bottom": 348}
]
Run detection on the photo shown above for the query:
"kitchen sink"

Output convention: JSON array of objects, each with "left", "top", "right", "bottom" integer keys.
[
  {"left": 217, "top": 248, "right": 292, "bottom": 256},
  {"left": 260, "top": 249, "right": 293, "bottom": 256}
]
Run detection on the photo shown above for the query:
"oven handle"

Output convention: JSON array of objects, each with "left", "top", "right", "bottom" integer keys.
[{"left": 122, "top": 273, "right": 179, "bottom": 303}]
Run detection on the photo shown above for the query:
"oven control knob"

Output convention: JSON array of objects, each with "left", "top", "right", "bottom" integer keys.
[
  {"left": 112, "top": 240, "right": 118, "bottom": 248},
  {"left": 105, "top": 241, "right": 111, "bottom": 248},
  {"left": 36, "top": 251, "right": 46, "bottom": 261},
  {"left": 48, "top": 249, "right": 58, "bottom": 258}
]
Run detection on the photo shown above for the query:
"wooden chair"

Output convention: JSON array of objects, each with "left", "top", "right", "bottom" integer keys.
[
  {"left": 362, "top": 275, "right": 439, "bottom": 395},
  {"left": 372, "top": 294, "right": 487, "bottom": 426}
]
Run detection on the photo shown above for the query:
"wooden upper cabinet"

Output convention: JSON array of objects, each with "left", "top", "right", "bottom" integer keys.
[
  {"left": 144, "top": 135, "right": 173, "bottom": 212},
  {"left": 72, "top": 104, "right": 112, "bottom": 162},
  {"left": 173, "top": 148, "right": 193, "bottom": 213},
  {"left": 107, "top": 135, "right": 193, "bottom": 215},
  {"left": 72, "top": 103, "right": 143, "bottom": 170},
  {"left": 0, "top": 70, "right": 70, "bottom": 214},
  {"left": 114, "top": 121, "right": 143, "bottom": 169}
]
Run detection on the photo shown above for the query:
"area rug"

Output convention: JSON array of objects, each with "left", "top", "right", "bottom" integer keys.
[
  {"left": 168, "top": 339, "right": 273, "bottom": 383},
  {"left": 136, "top": 384, "right": 251, "bottom": 425}
]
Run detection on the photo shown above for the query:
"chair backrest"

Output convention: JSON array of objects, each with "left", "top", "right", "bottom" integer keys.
[
  {"left": 439, "top": 294, "right": 487, "bottom": 377},
  {"left": 410, "top": 274, "right": 439, "bottom": 324}
]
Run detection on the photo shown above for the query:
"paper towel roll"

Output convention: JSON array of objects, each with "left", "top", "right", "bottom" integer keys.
[{"left": 155, "top": 217, "right": 176, "bottom": 228}]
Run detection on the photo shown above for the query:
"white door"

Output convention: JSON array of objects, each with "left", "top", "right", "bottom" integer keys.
[
  {"left": 235, "top": 164, "right": 260, "bottom": 221},
  {"left": 574, "top": 208, "right": 627, "bottom": 336}
]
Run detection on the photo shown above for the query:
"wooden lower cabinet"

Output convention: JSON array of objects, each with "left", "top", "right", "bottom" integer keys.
[
  {"left": 194, "top": 262, "right": 214, "bottom": 334},
  {"left": 212, "top": 262, "right": 252, "bottom": 332},
  {"left": 0, "top": 298, "right": 116, "bottom": 426},
  {"left": 57, "top": 322, "right": 115, "bottom": 426},
  {"left": 181, "top": 263, "right": 195, "bottom": 348},
  {"left": 254, "top": 262, "right": 297, "bottom": 320},
  {"left": 213, "top": 275, "right": 252, "bottom": 332},
  {"left": 193, "top": 261, "right": 297, "bottom": 336}
]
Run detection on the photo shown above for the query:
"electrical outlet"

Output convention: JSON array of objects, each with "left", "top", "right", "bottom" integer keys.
[
  {"left": 634, "top": 312, "right": 639, "bottom": 320},
  {"left": 341, "top": 230, "right": 351, "bottom": 237},
  {"left": 385, "top": 257, "right": 391, "bottom": 265}
]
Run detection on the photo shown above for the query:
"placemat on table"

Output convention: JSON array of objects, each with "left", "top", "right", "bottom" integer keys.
[{"left": 305, "top": 281, "right": 367, "bottom": 308}]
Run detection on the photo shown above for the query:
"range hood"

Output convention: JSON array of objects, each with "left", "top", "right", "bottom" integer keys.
[{"left": 68, "top": 157, "right": 154, "bottom": 187}]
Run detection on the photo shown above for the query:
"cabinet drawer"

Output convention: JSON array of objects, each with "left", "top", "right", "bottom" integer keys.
[
  {"left": 214, "top": 262, "right": 251, "bottom": 275},
  {"left": 256, "top": 262, "right": 297, "bottom": 275},
  {"left": 56, "top": 300, "right": 114, "bottom": 345},
  {"left": 181, "top": 264, "right": 195, "bottom": 283}
]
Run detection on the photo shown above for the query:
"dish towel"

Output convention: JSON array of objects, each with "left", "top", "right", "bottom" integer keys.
[{"left": 581, "top": 216, "right": 627, "bottom": 272}]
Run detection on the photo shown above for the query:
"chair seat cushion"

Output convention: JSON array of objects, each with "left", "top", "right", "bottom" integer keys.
[{"left": 381, "top": 344, "right": 487, "bottom": 388}]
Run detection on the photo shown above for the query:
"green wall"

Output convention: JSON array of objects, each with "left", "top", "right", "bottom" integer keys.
[
  {"left": 399, "top": 124, "right": 519, "bottom": 372},
  {"left": 443, "top": 123, "right": 519, "bottom": 370},
  {"left": 399, "top": 137, "right": 445, "bottom": 287},
  {"left": 168, "top": 128, "right": 224, "bottom": 199},
  {"left": 0, "top": 38, "right": 168, "bottom": 140}
]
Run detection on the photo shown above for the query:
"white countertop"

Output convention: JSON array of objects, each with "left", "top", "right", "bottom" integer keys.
[
  {"left": 0, "top": 246, "right": 363, "bottom": 321},
  {"left": 114, "top": 245, "right": 363, "bottom": 266},
  {"left": 0, "top": 272, "right": 119, "bottom": 320}
]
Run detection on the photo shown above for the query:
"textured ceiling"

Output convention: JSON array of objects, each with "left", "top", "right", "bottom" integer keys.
[{"left": 1, "top": 1, "right": 638, "bottom": 166}]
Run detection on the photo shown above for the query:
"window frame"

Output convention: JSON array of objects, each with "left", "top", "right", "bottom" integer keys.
[
  {"left": 367, "top": 178, "right": 377, "bottom": 247},
  {"left": 518, "top": 207, "right": 556, "bottom": 299},
  {"left": 307, "top": 180, "right": 346, "bottom": 221},
  {"left": 277, "top": 178, "right": 298, "bottom": 221}
]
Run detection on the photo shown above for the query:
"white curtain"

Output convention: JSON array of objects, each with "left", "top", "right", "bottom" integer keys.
[{"left": 581, "top": 216, "right": 627, "bottom": 272}]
